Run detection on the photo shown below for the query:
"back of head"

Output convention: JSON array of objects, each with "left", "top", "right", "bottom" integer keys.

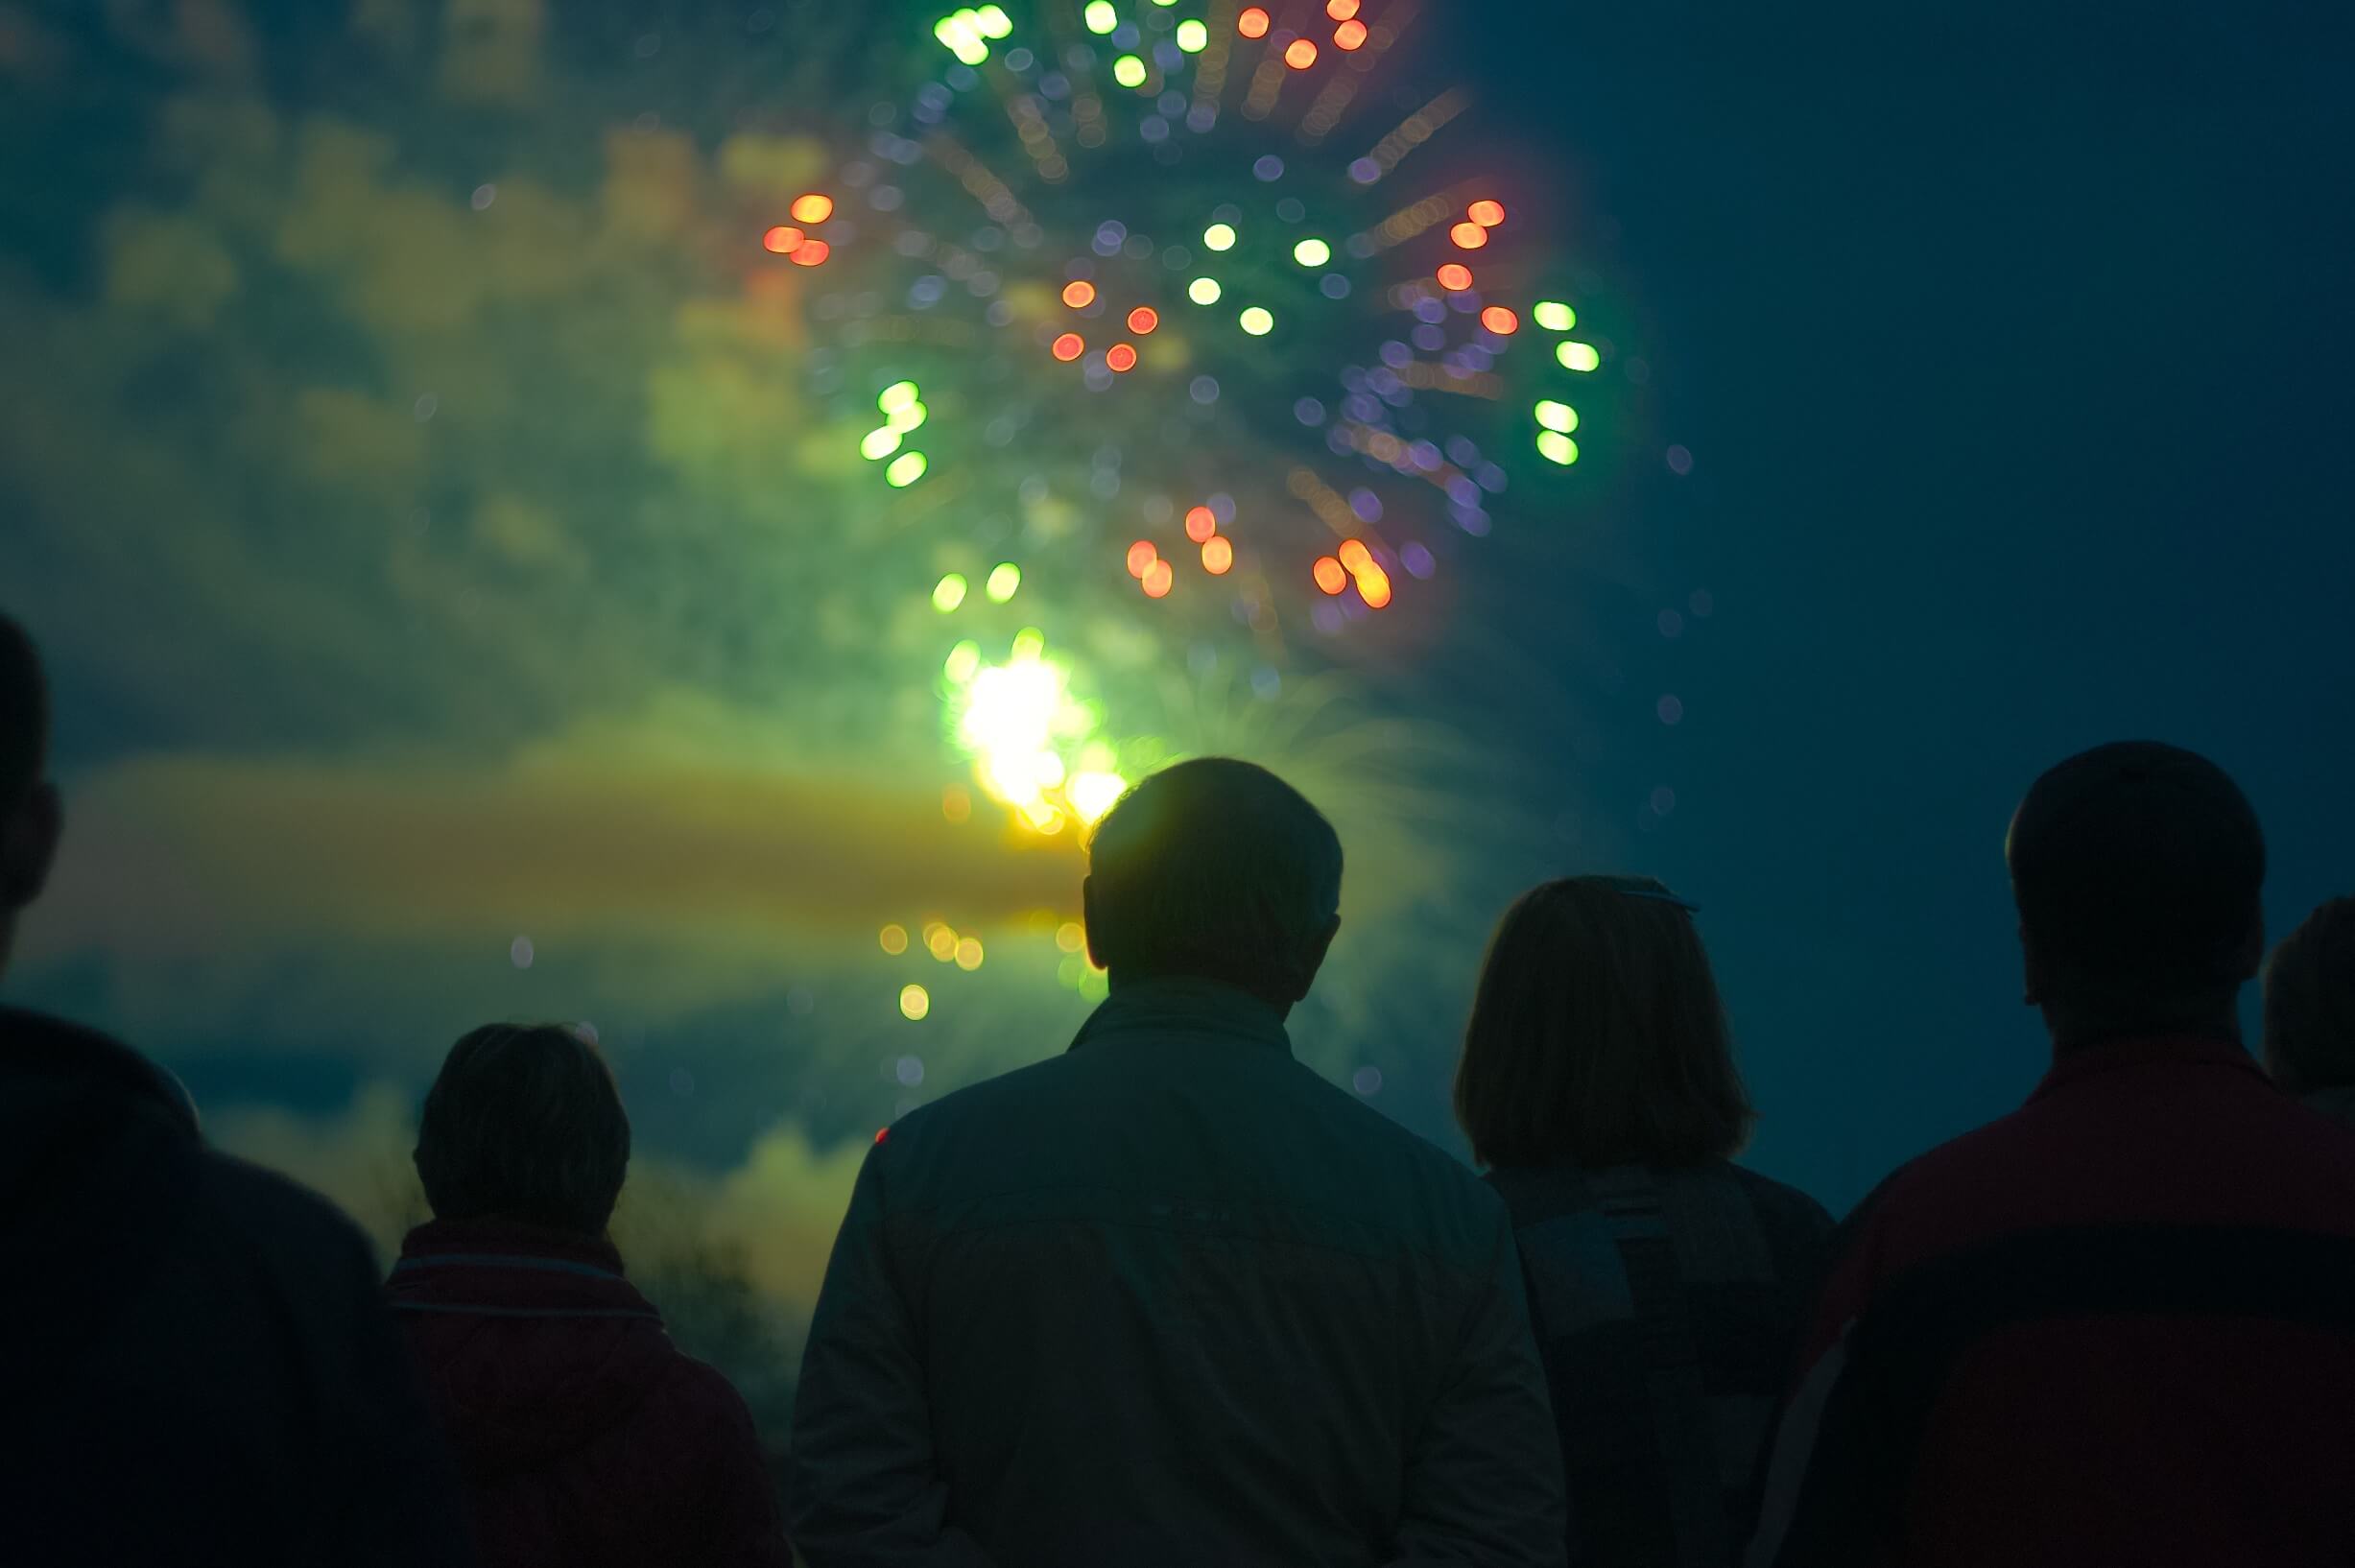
[
  {"left": 1084, "top": 757, "right": 1343, "bottom": 1004},
  {"left": 415, "top": 1024, "right": 630, "bottom": 1235},
  {"left": 0, "top": 614, "right": 43, "bottom": 810},
  {"left": 0, "top": 614, "right": 61, "bottom": 979},
  {"left": 2007, "top": 741, "right": 2265, "bottom": 1025},
  {"left": 2264, "top": 897, "right": 2355, "bottom": 1097},
  {"left": 1455, "top": 874, "right": 1753, "bottom": 1170}
]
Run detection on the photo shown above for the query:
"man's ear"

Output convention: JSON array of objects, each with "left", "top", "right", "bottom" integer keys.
[
  {"left": 2230, "top": 912, "right": 2266, "bottom": 985},
  {"left": 1284, "top": 914, "right": 1343, "bottom": 1004},
  {"left": 1081, "top": 875, "right": 1105, "bottom": 972},
  {"left": 0, "top": 782, "right": 61, "bottom": 910}
]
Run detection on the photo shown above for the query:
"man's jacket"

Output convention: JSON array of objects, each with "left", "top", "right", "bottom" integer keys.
[
  {"left": 789, "top": 977, "right": 1566, "bottom": 1568},
  {"left": 1747, "top": 1033, "right": 2355, "bottom": 1568}
]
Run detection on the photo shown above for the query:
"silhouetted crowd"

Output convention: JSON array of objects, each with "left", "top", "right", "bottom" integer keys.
[{"left": 3, "top": 605, "right": 2352, "bottom": 1568}]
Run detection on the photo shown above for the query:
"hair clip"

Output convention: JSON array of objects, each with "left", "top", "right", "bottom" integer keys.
[{"left": 1618, "top": 888, "right": 1701, "bottom": 914}]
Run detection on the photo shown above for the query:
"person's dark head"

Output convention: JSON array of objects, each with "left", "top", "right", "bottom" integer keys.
[
  {"left": 1454, "top": 874, "right": 1753, "bottom": 1171},
  {"left": 2263, "top": 897, "right": 2355, "bottom": 1097},
  {"left": 414, "top": 1023, "right": 631, "bottom": 1235},
  {"left": 2006, "top": 741, "right": 2266, "bottom": 1046},
  {"left": 0, "top": 614, "right": 65, "bottom": 983},
  {"left": 1082, "top": 757, "right": 1343, "bottom": 1010}
]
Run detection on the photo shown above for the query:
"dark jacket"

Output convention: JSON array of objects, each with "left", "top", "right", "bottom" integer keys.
[
  {"left": 1489, "top": 1162, "right": 1834, "bottom": 1568},
  {"left": 788, "top": 977, "right": 1566, "bottom": 1568},
  {"left": 0, "top": 1005, "right": 473, "bottom": 1567},
  {"left": 388, "top": 1218, "right": 793, "bottom": 1568},
  {"left": 1748, "top": 1033, "right": 2355, "bottom": 1568}
]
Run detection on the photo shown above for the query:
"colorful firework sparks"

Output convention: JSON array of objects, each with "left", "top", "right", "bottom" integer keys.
[{"left": 745, "top": 0, "right": 1616, "bottom": 847}]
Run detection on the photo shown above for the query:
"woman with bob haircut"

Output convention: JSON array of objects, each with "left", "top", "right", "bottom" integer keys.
[{"left": 1454, "top": 875, "right": 1833, "bottom": 1568}]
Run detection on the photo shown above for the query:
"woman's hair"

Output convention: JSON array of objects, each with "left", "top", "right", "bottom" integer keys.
[
  {"left": 2262, "top": 897, "right": 2355, "bottom": 1096},
  {"left": 414, "top": 1023, "right": 631, "bottom": 1235},
  {"left": 1454, "top": 875, "right": 1754, "bottom": 1170}
]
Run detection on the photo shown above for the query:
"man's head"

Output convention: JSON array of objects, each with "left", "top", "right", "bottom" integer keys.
[
  {"left": 2262, "top": 897, "right": 2355, "bottom": 1097},
  {"left": 1082, "top": 757, "right": 1343, "bottom": 1010},
  {"left": 0, "top": 614, "right": 64, "bottom": 983},
  {"left": 414, "top": 1023, "right": 632, "bottom": 1236},
  {"left": 2006, "top": 741, "right": 2265, "bottom": 1043}
]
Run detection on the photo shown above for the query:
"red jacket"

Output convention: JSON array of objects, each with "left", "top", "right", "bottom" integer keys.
[
  {"left": 388, "top": 1219, "right": 791, "bottom": 1568},
  {"left": 1748, "top": 1035, "right": 2355, "bottom": 1567}
]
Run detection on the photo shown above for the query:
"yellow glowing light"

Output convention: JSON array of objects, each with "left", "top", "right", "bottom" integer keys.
[
  {"left": 1557, "top": 341, "right": 1602, "bottom": 372},
  {"left": 1055, "top": 920, "right": 1086, "bottom": 953},
  {"left": 1188, "top": 276, "right": 1224, "bottom": 305},
  {"left": 1083, "top": 0, "right": 1118, "bottom": 34},
  {"left": 1294, "top": 237, "right": 1332, "bottom": 268},
  {"left": 1202, "top": 222, "right": 1237, "bottom": 251},
  {"left": 976, "top": 5, "right": 1013, "bottom": 36},
  {"left": 1062, "top": 279, "right": 1098, "bottom": 309},
  {"left": 1534, "top": 299, "right": 1576, "bottom": 331},
  {"left": 933, "top": 574, "right": 968, "bottom": 612},
  {"left": 791, "top": 192, "right": 834, "bottom": 224},
  {"left": 1202, "top": 535, "right": 1235, "bottom": 574},
  {"left": 1239, "top": 7, "right": 1271, "bottom": 38},
  {"left": 1143, "top": 559, "right": 1175, "bottom": 598},
  {"left": 1113, "top": 54, "right": 1148, "bottom": 88},
  {"left": 899, "top": 984, "right": 931, "bottom": 1020},
  {"left": 1127, "top": 539, "right": 1158, "bottom": 578},
  {"left": 1011, "top": 627, "right": 1046, "bottom": 661},
  {"left": 887, "top": 451, "right": 930, "bottom": 487},
  {"left": 944, "top": 640, "right": 983, "bottom": 683},
  {"left": 986, "top": 562, "right": 1022, "bottom": 602},
  {"left": 1313, "top": 557, "right": 1347, "bottom": 594},
  {"left": 1334, "top": 18, "right": 1368, "bottom": 48},
  {"left": 1538, "top": 431, "right": 1581, "bottom": 465},
  {"left": 1284, "top": 36, "right": 1318, "bottom": 68},
  {"left": 1337, "top": 537, "right": 1372, "bottom": 571},
  {"left": 888, "top": 400, "right": 929, "bottom": 434},
  {"left": 1068, "top": 771, "right": 1129, "bottom": 823},
  {"left": 1358, "top": 564, "right": 1393, "bottom": 608},
  {"left": 878, "top": 380, "right": 920, "bottom": 413},
  {"left": 1449, "top": 221, "right": 1488, "bottom": 249},
  {"left": 1239, "top": 306, "right": 1273, "bottom": 336},
  {"left": 954, "top": 937, "right": 985, "bottom": 971},
  {"left": 1534, "top": 399, "right": 1579, "bottom": 433},
  {"left": 860, "top": 426, "right": 903, "bottom": 461},
  {"left": 880, "top": 923, "right": 910, "bottom": 955},
  {"left": 1177, "top": 18, "right": 1208, "bottom": 50},
  {"left": 1468, "top": 199, "right": 1507, "bottom": 227}
]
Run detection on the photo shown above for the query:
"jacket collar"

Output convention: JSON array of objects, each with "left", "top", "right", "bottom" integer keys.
[
  {"left": 0, "top": 1005, "right": 199, "bottom": 1136},
  {"left": 2030, "top": 1033, "right": 2263, "bottom": 1105},
  {"left": 1067, "top": 976, "right": 1294, "bottom": 1057},
  {"left": 390, "top": 1217, "right": 662, "bottom": 1321}
]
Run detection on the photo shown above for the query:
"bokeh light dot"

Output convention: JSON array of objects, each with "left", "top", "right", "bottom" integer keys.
[
  {"left": 1201, "top": 535, "right": 1234, "bottom": 574},
  {"left": 1312, "top": 557, "right": 1347, "bottom": 594},
  {"left": 1106, "top": 342, "right": 1139, "bottom": 372},
  {"left": 1142, "top": 559, "right": 1175, "bottom": 598},
  {"left": 1062, "top": 279, "right": 1097, "bottom": 308},
  {"left": 1437, "top": 263, "right": 1473, "bottom": 291},
  {"left": 791, "top": 239, "right": 831, "bottom": 267},
  {"left": 986, "top": 562, "right": 1022, "bottom": 602},
  {"left": 1449, "top": 221, "right": 1488, "bottom": 249},
  {"left": 1557, "top": 341, "right": 1602, "bottom": 371},
  {"left": 1239, "top": 305, "right": 1274, "bottom": 335},
  {"left": 879, "top": 923, "right": 909, "bottom": 955},
  {"left": 1126, "top": 539, "right": 1158, "bottom": 578},
  {"left": 1533, "top": 300, "right": 1576, "bottom": 332},
  {"left": 933, "top": 573, "right": 968, "bottom": 612},
  {"left": 790, "top": 192, "right": 834, "bottom": 224},
  {"left": 1284, "top": 37, "right": 1319, "bottom": 68},
  {"left": 1127, "top": 305, "right": 1159, "bottom": 334},
  {"left": 1480, "top": 305, "right": 1519, "bottom": 335},
  {"left": 899, "top": 984, "right": 931, "bottom": 1021},
  {"left": 1052, "top": 331, "right": 1085, "bottom": 361},
  {"left": 1238, "top": 7, "right": 1271, "bottom": 38},
  {"left": 1184, "top": 505, "right": 1218, "bottom": 542},
  {"left": 1293, "top": 237, "right": 1331, "bottom": 267},
  {"left": 1333, "top": 18, "right": 1368, "bottom": 48},
  {"left": 1187, "top": 276, "right": 1223, "bottom": 304},
  {"left": 1202, "top": 222, "right": 1237, "bottom": 251},
  {"left": 762, "top": 225, "right": 805, "bottom": 254},
  {"left": 1658, "top": 694, "right": 1685, "bottom": 725},
  {"left": 1468, "top": 199, "right": 1507, "bottom": 227}
]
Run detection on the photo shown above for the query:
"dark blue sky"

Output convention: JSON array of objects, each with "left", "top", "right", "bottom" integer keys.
[{"left": 1459, "top": 2, "right": 2353, "bottom": 1205}]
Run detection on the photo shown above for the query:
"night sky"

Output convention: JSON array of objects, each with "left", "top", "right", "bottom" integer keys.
[{"left": 2, "top": 0, "right": 2348, "bottom": 1321}]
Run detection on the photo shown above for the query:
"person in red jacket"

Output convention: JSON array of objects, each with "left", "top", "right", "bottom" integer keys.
[
  {"left": 1746, "top": 741, "right": 2355, "bottom": 1568},
  {"left": 390, "top": 1022, "right": 793, "bottom": 1568}
]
